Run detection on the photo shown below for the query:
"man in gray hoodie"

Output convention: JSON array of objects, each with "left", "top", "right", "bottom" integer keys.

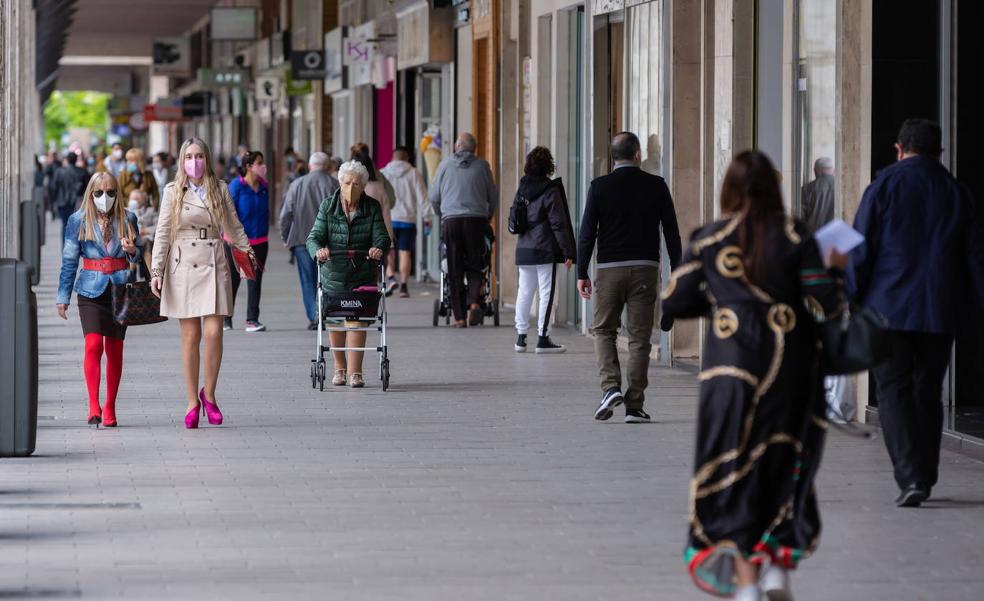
[{"left": 429, "top": 133, "right": 498, "bottom": 326}]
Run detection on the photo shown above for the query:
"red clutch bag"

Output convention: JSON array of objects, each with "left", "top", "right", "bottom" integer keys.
[{"left": 231, "top": 246, "right": 261, "bottom": 280}]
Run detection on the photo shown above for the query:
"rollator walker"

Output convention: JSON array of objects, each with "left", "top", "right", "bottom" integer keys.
[{"left": 311, "top": 251, "right": 390, "bottom": 391}]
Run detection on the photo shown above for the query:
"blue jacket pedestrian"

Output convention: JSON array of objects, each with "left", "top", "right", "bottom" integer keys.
[
  {"left": 228, "top": 174, "right": 270, "bottom": 243},
  {"left": 847, "top": 154, "right": 983, "bottom": 334},
  {"left": 57, "top": 209, "right": 142, "bottom": 306}
]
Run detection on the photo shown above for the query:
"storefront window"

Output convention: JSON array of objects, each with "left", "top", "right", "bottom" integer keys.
[{"left": 794, "top": 0, "right": 837, "bottom": 227}]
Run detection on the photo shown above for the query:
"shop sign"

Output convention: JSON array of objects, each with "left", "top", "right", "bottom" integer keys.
[
  {"left": 593, "top": 0, "right": 624, "bottom": 14},
  {"left": 291, "top": 50, "right": 327, "bottom": 81},
  {"left": 254, "top": 38, "right": 271, "bottom": 72},
  {"left": 255, "top": 76, "right": 281, "bottom": 102},
  {"left": 182, "top": 92, "right": 210, "bottom": 118},
  {"left": 128, "top": 112, "right": 147, "bottom": 131},
  {"left": 271, "top": 30, "right": 291, "bottom": 67},
  {"left": 152, "top": 37, "right": 191, "bottom": 77},
  {"left": 143, "top": 97, "right": 185, "bottom": 122},
  {"left": 197, "top": 68, "right": 250, "bottom": 89},
  {"left": 344, "top": 22, "right": 376, "bottom": 87},
  {"left": 210, "top": 7, "right": 257, "bottom": 41},
  {"left": 324, "top": 27, "right": 348, "bottom": 94},
  {"left": 397, "top": 2, "right": 430, "bottom": 70},
  {"left": 285, "top": 72, "right": 312, "bottom": 97}
]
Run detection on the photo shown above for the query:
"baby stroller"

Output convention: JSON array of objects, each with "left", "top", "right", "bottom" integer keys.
[
  {"left": 431, "top": 225, "right": 500, "bottom": 327},
  {"left": 311, "top": 251, "right": 390, "bottom": 391}
]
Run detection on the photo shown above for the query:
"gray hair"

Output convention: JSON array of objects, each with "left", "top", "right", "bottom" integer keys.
[
  {"left": 337, "top": 160, "right": 369, "bottom": 185},
  {"left": 456, "top": 132, "right": 477, "bottom": 153},
  {"left": 309, "top": 151, "right": 329, "bottom": 169},
  {"left": 814, "top": 157, "right": 833, "bottom": 176}
]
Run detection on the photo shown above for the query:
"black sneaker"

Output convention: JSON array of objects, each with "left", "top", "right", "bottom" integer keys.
[
  {"left": 625, "top": 408, "right": 652, "bottom": 423},
  {"left": 535, "top": 336, "right": 566, "bottom": 354},
  {"left": 594, "top": 387, "right": 623, "bottom": 421},
  {"left": 399, "top": 283, "right": 409, "bottom": 298},
  {"left": 895, "top": 485, "right": 928, "bottom": 508},
  {"left": 514, "top": 334, "right": 527, "bottom": 353},
  {"left": 223, "top": 317, "right": 233, "bottom": 331},
  {"left": 307, "top": 320, "right": 318, "bottom": 331}
]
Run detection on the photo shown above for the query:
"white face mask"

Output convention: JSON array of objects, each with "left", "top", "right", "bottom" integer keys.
[
  {"left": 94, "top": 193, "right": 115, "bottom": 214},
  {"left": 127, "top": 199, "right": 140, "bottom": 212},
  {"left": 112, "top": 149, "right": 123, "bottom": 160}
]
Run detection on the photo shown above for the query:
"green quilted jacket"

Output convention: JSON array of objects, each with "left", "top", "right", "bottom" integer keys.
[{"left": 306, "top": 191, "right": 391, "bottom": 294}]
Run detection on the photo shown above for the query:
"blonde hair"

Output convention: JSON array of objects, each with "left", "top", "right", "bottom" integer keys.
[
  {"left": 169, "top": 137, "right": 227, "bottom": 241},
  {"left": 78, "top": 172, "right": 135, "bottom": 242},
  {"left": 125, "top": 148, "right": 145, "bottom": 169}
]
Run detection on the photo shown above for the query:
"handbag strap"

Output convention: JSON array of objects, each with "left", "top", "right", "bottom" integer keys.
[{"left": 128, "top": 255, "right": 151, "bottom": 282}]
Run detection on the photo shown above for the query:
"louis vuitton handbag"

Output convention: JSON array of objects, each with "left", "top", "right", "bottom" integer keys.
[{"left": 111, "top": 259, "right": 167, "bottom": 326}]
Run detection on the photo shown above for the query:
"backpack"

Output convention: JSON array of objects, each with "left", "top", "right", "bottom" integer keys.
[{"left": 508, "top": 194, "right": 530, "bottom": 235}]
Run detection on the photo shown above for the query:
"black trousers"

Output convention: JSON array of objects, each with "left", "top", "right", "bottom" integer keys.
[
  {"left": 226, "top": 241, "right": 269, "bottom": 322},
  {"left": 872, "top": 330, "right": 953, "bottom": 490},
  {"left": 442, "top": 217, "right": 488, "bottom": 323}
]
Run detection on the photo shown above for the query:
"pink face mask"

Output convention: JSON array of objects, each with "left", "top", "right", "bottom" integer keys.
[
  {"left": 251, "top": 164, "right": 267, "bottom": 179},
  {"left": 184, "top": 158, "right": 206, "bottom": 179}
]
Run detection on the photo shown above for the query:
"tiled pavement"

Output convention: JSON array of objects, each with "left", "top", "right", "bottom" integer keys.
[{"left": 2, "top": 223, "right": 983, "bottom": 600}]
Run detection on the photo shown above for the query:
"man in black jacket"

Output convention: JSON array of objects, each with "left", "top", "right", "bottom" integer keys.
[
  {"left": 577, "top": 132, "right": 682, "bottom": 423},
  {"left": 48, "top": 151, "right": 88, "bottom": 243}
]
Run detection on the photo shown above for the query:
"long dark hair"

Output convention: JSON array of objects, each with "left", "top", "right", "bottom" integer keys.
[
  {"left": 719, "top": 150, "right": 786, "bottom": 284},
  {"left": 350, "top": 142, "right": 378, "bottom": 182}
]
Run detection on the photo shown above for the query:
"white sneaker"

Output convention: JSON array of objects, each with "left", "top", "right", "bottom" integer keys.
[
  {"left": 760, "top": 565, "right": 793, "bottom": 601},
  {"left": 244, "top": 320, "right": 266, "bottom": 332}
]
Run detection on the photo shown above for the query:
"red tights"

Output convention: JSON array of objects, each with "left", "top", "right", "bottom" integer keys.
[{"left": 83, "top": 333, "right": 124, "bottom": 422}]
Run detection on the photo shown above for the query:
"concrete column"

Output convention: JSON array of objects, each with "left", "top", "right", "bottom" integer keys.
[
  {"left": 835, "top": 0, "right": 873, "bottom": 420},
  {"left": 0, "top": 0, "right": 38, "bottom": 259},
  {"left": 498, "top": 0, "right": 526, "bottom": 305},
  {"left": 836, "top": 0, "right": 872, "bottom": 222},
  {"left": 669, "top": 0, "right": 703, "bottom": 358}
]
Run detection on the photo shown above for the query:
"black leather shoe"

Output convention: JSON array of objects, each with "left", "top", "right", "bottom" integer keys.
[{"left": 895, "top": 485, "right": 928, "bottom": 507}]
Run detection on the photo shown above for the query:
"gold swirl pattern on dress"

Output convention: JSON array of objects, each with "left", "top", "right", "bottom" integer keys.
[
  {"left": 660, "top": 260, "right": 702, "bottom": 299},
  {"left": 715, "top": 246, "right": 744, "bottom": 279},
  {"left": 767, "top": 303, "right": 797, "bottom": 334},
  {"left": 712, "top": 308, "right": 739, "bottom": 339}
]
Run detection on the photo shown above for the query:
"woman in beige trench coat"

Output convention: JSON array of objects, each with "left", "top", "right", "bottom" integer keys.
[{"left": 150, "top": 137, "right": 254, "bottom": 429}]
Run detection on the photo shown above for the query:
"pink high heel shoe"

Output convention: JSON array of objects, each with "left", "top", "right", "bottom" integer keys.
[
  {"left": 199, "top": 388, "right": 223, "bottom": 425},
  {"left": 184, "top": 404, "right": 200, "bottom": 429}
]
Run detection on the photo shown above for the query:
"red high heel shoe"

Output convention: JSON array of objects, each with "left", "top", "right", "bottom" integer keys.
[{"left": 199, "top": 388, "right": 223, "bottom": 425}]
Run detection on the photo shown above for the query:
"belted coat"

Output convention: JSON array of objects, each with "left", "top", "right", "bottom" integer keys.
[{"left": 151, "top": 182, "right": 251, "bottom": 318}]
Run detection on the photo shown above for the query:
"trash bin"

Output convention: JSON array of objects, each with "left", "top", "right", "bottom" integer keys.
[
  {"left": 19, "top": 200, "right": 41, "bottom": 286},
  {"left": 0, "top": 259, "right": 39, "bottom": 457},
  {"left": 32, "top": 186, "right": 46, "bottom": 245}
]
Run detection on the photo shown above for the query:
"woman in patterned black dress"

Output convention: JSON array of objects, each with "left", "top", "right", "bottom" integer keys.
[{"left": 661, "top": 151, "right": 845, "bottom": 600}]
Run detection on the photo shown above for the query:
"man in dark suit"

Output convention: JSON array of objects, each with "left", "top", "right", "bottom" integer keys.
[
  {"left": 848, "top": 118, "right": 984, "bottom": 507},
  {"left": 48, "top": 151, "right": 88, "bottom": 243},
  {"left": 577, "top": 132, "right": 682, "bottom": 424}
]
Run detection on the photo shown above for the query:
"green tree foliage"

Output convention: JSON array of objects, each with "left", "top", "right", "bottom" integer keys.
[{"left": 43, "top": 91, "right": 110, "bottom": 147}]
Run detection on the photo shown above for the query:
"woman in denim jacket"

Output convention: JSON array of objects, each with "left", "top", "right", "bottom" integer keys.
[{"left": 57, "top": 172, "right": 142, "bottom": 428}]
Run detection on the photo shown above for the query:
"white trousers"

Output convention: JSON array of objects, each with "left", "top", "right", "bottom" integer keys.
[{"left": 514, "top": 263, "right": 557, "bottom": 336}]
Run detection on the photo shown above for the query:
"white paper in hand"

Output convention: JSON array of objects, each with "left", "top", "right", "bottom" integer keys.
[{"left": 814, "top": 219, "right": 864, "bottom": 256}]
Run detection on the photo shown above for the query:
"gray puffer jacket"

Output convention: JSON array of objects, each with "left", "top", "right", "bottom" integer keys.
[
  {"left": 513, "top": 176, "right": 576, "bottom": 266},
  {"left": 428, "top": 151, "right": 497, "bottom": 220}
]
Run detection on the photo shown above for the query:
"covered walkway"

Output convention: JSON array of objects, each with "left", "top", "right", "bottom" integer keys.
[{"left": 2, "top": 225, "right": 984, "bottom": 600}]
